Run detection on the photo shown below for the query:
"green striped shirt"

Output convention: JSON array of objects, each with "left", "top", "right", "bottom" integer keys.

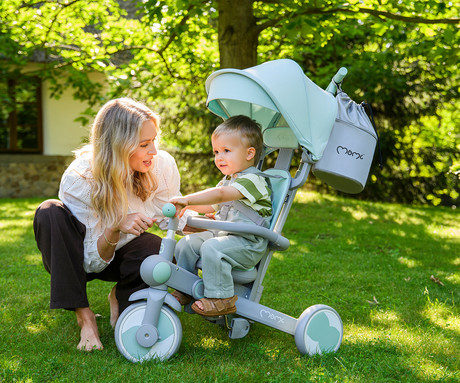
[{"left": 230, "top": 173, "right": 272, "bottom": 218}]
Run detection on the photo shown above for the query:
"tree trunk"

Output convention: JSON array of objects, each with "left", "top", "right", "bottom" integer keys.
[{"left": 217, "top": 0, "right": 259, "bottom": 69}]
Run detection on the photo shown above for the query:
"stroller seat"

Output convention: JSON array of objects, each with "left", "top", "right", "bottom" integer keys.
[{"left": 193, "top": 166, "right": 292, "bottom": 285}]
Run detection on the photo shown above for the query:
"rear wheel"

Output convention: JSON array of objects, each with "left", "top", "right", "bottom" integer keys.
[
  {"left": 115, "top": 302, "right": 182, "bottom": 362},
  {"left": 294, "top": 304, "right": 343, "bottom": 356}
]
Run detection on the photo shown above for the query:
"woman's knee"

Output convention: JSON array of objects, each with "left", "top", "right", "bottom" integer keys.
[
  {"left": 35, "top": 199, "right": 63, "bottom": 220},
  {"left": 34, "top": 199, "right": 85, "bottom": 240},
  {"left": 34, "top": 199, "right": 62, "bottom": 235}
]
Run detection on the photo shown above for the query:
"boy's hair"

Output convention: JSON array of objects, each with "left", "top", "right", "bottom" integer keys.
[{"left": 212, "top": 115, "right": 263, "bottom": 165}]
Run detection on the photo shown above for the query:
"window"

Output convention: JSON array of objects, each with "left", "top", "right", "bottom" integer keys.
[{"left": 0, "top": 76, "right": 42, "bottom": 153}]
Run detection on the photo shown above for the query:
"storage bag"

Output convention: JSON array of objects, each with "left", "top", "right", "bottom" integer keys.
[{"left": 312, "top": 90, "right": 380, "bottom": 194}]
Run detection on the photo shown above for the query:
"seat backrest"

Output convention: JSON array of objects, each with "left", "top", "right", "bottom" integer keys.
[{"left": 264, "top": 168, "right": 291, "bottom": 230}]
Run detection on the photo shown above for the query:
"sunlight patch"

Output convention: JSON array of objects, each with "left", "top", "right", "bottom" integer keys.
[
  {"left": 428, "top": 225, "right": 460, "bottom": 240},
  {"left": 24, "top": 254, "right": 42, "bottom": 265},
  {"left": 391, "top": 228, "right": 407, "bottom": 237},
  {"left": 422, "top": 304, "right": 460, "bottom": 335},
  {"left": 445, "top": 273, "right": 460, "bottom": 284},
  {"left": 398, "top": 256, "right": 421, "bottom": 268},
  {"left": 345, "top": 238, "right": 356, "bottom": 245},
  {"left": 0, "top": 355, "right": 22, "bottom": 373},
  {"left": 24, "top": 311, "right": 56, "bottom": 334},
  {"left": 199, "top": 337, "right": 230, "bottom": 350},
  {"left": 341, "top": 205, "right": 368, "bottom": 220},
  {"left": 418, "top": 359, "right": 451, "bottom": 382},
  {"left": 383, "top": 210, "right": 424, "bottom": 226},
  {"left": 370, "top": 310, "right": 401, "bottom": 327},
  {"left": 26, "top": 323, "right": 47, "bottom": 334},
  {"left": 294, "top": 191, "right": 322, "bottom": 203},
  {"left": 343, "top": 324, "right": 376, "bottom": 342}
]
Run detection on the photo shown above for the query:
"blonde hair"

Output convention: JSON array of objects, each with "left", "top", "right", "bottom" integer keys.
[
  {"left": 212, "top": 115, "right": 263, "bottom": 165},
  {"left": 85, "top": 98, "right": 160, "bottom": 228}
]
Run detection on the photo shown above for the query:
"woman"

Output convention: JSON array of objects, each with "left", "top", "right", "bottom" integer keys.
[{"left": 33, "top": 98, "right": 186, "bottom": 351}]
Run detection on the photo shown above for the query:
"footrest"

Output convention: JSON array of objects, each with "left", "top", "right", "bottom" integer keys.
[{"left": 229, "top": 317, "right": 251, "bottom": 339}]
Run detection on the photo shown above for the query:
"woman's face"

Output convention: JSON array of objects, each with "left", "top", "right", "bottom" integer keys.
[{"left": 129, "top": 119, "right": 158, "bottom": 173}]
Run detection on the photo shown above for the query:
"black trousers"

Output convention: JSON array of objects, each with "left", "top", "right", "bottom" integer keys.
[{"left": 33, "top": 199, "right": 162, "bottom": 313}]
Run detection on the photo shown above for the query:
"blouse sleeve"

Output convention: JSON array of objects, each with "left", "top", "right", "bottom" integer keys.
[{"left": 58, "top": 161, "right": 114, "bottom": 273}]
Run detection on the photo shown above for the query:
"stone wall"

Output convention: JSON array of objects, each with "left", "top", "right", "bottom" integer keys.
[{"left": 0, "top": 155, "right": 73, "bottom": 198}]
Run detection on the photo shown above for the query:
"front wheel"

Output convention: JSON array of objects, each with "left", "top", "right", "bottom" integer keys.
[
  {"left": 115, "top": 302, "right": 182, "bottom": 363},
  {"left": 294, "top": 304, "right": 343, "bottom": 356}
]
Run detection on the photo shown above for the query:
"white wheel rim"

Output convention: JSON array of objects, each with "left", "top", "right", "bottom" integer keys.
[
  {"left": 304, "top": 309, "right": 342, "bottom": 355},
  {"left": 116, "top": 304, "right": 180, "bottom": 362}
]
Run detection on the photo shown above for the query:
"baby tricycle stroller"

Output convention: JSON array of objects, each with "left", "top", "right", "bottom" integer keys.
[{"left": 114, "top": 59, "right": 347, "bottom": 362}]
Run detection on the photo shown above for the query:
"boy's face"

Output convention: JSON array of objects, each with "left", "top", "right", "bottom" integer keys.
[{"left": 212, "top": 132, "right": 256, "bottom": 176}]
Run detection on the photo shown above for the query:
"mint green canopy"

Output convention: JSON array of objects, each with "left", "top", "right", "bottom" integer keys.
[{"left": 205, "top": 59, "right": 338, "bottom": 161}]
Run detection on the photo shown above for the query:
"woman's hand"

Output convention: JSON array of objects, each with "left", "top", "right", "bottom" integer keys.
[
  {"left": 117, "top": 212, "right": 156, "bottom": 236},
  {"left": 98, "top": 213, "right": 155, "bottom": 262}
]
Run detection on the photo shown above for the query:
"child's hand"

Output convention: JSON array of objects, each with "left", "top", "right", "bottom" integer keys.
[
  {"left": 205, "top": 213, "right": 216, "bottom": 220},
  {"left": 169, "top": 196, "right": 188, "bottom": 217}
]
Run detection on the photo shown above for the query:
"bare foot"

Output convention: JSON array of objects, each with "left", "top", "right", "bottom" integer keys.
[
  {"left": 108, "top": 285, "right": 119, "bottom": 328},
  {"left": 75, "top": 307, "right": 103, "bottom": 351}
]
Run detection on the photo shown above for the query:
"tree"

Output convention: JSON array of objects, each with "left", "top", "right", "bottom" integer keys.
[
  {"left": 144, "top": 0, "right": 460, "bottom": 205},
  {"left": 1, "top": 0, "right": 458, "bottom": 204}
]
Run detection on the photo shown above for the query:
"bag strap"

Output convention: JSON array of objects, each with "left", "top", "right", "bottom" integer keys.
[
  {"left": 333, "top": 79, "right": 344, "bottom": 95},
  {"left": 333, "top": 80, "right": 383, "bottom": 169},
  {"left": 362, "top": 102, "right": 383, "bottom": 169}
]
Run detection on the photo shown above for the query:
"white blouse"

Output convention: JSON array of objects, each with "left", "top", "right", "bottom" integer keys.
[{"left": 58, "top": 149, "right": 183, "bottom": 273}]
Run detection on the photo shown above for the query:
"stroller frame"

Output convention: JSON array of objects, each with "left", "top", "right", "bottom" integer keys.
[{"left": 114, "top": 60, "right": 347, "bottom": 362}]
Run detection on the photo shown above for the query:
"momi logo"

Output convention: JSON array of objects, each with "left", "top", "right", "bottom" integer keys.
[
  {"left": 336, "top": 145, "right": 364, "bottom": 160},
  {"left": 260, "top": 309, "right": 285, "bottom": 324}
]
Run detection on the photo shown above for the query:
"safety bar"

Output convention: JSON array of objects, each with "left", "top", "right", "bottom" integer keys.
[{"left": 186, "top": 216, "right": 290, "bottom": 251}]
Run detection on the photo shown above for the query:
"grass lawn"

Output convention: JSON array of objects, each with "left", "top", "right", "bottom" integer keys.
[{"left": 0, "top": 191, "right": 458, "bottom": 382}]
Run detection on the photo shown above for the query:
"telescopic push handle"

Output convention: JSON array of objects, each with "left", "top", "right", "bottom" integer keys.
[
  {"left": 326, "top": 67, "right": 348, "bottom": 95},
  {"left": 333, "top": 67, "right": 348, "bottom": 83}
]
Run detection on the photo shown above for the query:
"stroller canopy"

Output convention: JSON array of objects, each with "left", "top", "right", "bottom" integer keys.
[{"left": 205, "top": 59, "right": 338, "bottom": 161}]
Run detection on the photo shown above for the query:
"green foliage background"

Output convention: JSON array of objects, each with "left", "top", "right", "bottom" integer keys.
[{"left": 0, "top": 0, "right": 458, "bottom": 205}]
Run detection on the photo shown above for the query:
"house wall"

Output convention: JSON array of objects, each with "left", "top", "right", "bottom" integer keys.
[
  {"left": 42, "top": 72, "right": 106, "bottom": 155},
  {"left": 0, "top": 70, "right": 106, "bottom": 198},
  {"left": 0, "top": 154, "right": 72, "bottom": 198}
]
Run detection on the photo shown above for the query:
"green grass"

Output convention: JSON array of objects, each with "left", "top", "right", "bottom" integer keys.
[{"left": 0, "top": 191, "right": 458, "bottom": 382}]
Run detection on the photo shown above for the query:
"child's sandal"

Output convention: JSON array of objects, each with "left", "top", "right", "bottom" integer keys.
[
  {"left": 191, "top": 296, "right": 238, "bottom": 317},
  {"left": 171, "top": 290, "right": 192, "bottom": 305}
]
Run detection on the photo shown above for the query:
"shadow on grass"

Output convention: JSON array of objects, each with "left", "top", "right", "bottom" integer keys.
[
  {"left": 268, "top": 194, "right": 459, "bottom": 379},
  {"left": 1, "top": 194, "right": 459, "bottom": 382}
]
